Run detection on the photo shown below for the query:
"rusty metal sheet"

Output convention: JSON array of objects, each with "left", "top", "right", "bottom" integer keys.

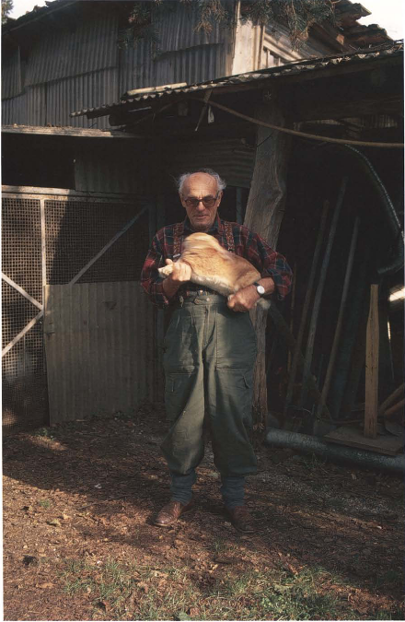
[{"left": 44, "top": 282, "right": 163, "bottom": 423}]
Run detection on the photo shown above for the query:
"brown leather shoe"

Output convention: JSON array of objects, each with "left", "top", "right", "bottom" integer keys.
[
  {"left": 226, "top": 506, "right": 257, "bottom": 533},
  {"left": 153, "top": 500, "right": 193, "bottom": 527}
]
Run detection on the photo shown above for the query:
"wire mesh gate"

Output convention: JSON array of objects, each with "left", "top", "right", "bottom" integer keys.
[{"left": 2, "top": 187, "right": 152, "bottom": 433}]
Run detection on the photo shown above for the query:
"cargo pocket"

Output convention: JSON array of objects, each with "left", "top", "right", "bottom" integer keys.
[
  {"left": 215, "top": 308, "right": 257, "bottom": 369},
  {"left": 163, "top": 311, "right": 198, "bottom": 373},
  {"left": 165, "top": 372, "right": 196, "bottom": 422},
  {"left": 215, "top": 368, "right": 254, "bottom": 428}
]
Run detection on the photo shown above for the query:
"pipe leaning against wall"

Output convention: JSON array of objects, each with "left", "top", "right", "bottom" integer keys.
[{"left": 265, "top": 428, "right": 404, "bottom": 474}]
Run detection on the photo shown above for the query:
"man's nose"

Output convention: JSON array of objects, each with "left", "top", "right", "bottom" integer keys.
[{"left": 196, "top": 201, "right": 205, "bottom": 211}]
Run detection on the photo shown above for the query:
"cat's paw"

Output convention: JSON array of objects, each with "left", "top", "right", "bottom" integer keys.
[{"left": 158, "top": 264, "right": 174, "bottom": 277}]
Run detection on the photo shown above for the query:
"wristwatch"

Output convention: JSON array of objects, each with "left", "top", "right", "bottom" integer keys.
[{"left": 253, "top": 281, "right": 265, "bottom": 296}]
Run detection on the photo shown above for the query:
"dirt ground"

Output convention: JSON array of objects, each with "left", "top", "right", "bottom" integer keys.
[{"left": 3, "top": 404, "right": 405, "bottom": 621}]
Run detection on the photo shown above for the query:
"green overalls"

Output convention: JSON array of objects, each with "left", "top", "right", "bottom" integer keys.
[{"left": 161, "top": 223, "right": 258, "bottom": 499}]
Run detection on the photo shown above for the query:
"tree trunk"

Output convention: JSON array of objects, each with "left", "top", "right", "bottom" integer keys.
[{"left": 244, "top": 98, "right": 291, "bottom": 428}]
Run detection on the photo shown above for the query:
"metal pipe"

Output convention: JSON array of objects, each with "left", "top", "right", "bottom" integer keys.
[{"left": 265, "top": 428, "right": 405, "bottom": 474}]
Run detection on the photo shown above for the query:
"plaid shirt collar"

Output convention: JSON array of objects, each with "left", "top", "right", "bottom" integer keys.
[{"left": 183, "top": 214, "right": 223, "bottom": 234}]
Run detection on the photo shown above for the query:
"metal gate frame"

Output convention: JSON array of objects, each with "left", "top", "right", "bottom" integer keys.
[{"left": 2, "top": 185, "right": 149, "bottom": 430}]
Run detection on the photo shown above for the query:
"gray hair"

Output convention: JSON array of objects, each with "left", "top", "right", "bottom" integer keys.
[{"left": 177, "top": 169, "right": 227, "bottom": 195}]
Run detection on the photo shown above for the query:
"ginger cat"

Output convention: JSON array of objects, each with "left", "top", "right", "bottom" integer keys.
[{"left": 158, "top": 232, "right": 261, "bottom": 296}]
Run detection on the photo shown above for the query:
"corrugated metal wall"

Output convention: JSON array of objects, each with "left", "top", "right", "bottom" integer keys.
[
  {"left": 74, "top": 140, "right": 154, "bottom": 194},
  {"left": 24, "top": 13, "right": 119, "bottom": 86},
  {"left": 166, "top": 138, "right": 255, "bottom": 189},
  {"left": 2, "top": 2, "right": 235, "bottom": 128},
  {"left": 44, "top": 282, "right": 162, "bottom": 422},
  {"left": 1, "top": 48, "right": 21, "bottom": 100}
]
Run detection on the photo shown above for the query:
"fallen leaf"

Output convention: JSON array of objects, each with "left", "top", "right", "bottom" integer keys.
[
  {"left": 37, "top": 582, "right": 54, "bottom": 589},
  {"left": 47, "top": 519, "right": 61, "bottom": 527}
]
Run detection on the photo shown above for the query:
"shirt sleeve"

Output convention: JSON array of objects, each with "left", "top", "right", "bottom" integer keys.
[
  {"left": 245, "top": 230, "right": 293, "bottom": 301},
  {"left": 140, "top": 233, "right": 171, "bottom": 308}
]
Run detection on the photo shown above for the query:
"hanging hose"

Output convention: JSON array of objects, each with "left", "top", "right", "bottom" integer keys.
[{"left": 323, "top": 144, "right": 404, "bottom": 276}]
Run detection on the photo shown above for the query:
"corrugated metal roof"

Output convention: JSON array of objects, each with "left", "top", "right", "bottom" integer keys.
[{"left": 71, "top": 41, "right": 403, "bottom": 119}]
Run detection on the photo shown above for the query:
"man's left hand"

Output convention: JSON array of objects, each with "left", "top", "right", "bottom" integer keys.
[{"left": 227, "top": 285, "right": 259, "bottom": 313}]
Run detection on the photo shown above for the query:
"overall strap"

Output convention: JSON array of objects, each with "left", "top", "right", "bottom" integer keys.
[
  {"left": 173, "top": 222, "right": 184, "bottom": 259},
  {"left": 224, "top": 221, "right": 235, "bottom": 253}
]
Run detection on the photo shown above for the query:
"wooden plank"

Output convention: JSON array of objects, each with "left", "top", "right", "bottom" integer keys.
[
  {"left": 2, "top": 310, "right": 43, "bottom": 357},
  {"left": 317, "top": 216, "right": 359, "bottom": 417},
  {"left": 364, "top": 284, "right": 379, "bottom": 438},
  {"left": 1, "top": 273, "right": 42, "bottom": 310},
  {"left": 2, "top": 185, "right": 139, "bottom": 200},
  {"left": 325, "top": 425, "right": 404, "bottom": 456},
  {"left": 384, "top": 398, "right": 405, "bottom": 418},
  {"left": 2, "top": 125, "right": 145, "bottom": 139},
  {"left": 378, "top": 383, "right": 405, "bottom": 416}
]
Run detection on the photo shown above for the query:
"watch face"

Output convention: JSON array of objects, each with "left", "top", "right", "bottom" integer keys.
[{"left": 257, "top": 285, "right": 265, "bottom": 295}]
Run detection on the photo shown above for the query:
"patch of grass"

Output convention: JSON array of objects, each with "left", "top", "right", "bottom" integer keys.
[
  {"left": 38, "top": 499, "right": 52, "bottom": 509},
  {"left": 34, "top": 426, "right": 55, "bottom": 439},
  {"left": 374, "top": 608, "right": 405, "bottom": 620},
  {"left": 375, "top": 569, "right": 403, "bottom": 589},
  {"left": 58, "top": 558, "right": 364, "bottom": 621},
  {"left": 113, "top": 409, "right": 137, "bottom": 422}
]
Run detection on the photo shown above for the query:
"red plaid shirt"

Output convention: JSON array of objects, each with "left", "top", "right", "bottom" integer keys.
[{"left": 141, "top": 215, "right": 292, "bottom": 307}]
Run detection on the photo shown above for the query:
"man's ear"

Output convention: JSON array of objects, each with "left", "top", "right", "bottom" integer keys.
[{"left": 217, "top": 191, "right": 223, "bottom": 205}]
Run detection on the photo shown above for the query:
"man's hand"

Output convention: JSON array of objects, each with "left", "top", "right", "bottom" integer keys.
[
  {"left": 227, "top": 277, "right": 276, "bottom": 312},
  {"left": 227, "top": 285, "right": 259, "bottom": 313}
]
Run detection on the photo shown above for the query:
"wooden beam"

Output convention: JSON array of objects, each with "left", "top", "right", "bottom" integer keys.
[
  {"left": 244, "top": 97, "right": 291, "bottom": 426},
  {"left": 364, "top": 284, "right": 379, "bottom": 439},
  {"left": 378, "top": 383, "right": 405, "bottom": 416},
  {"left": 2, "top": 125, "right": 144, "bottom": 139}
]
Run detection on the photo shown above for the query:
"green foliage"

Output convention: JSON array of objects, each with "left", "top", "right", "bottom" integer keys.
[
  {"left": 34, "top": 426, "right": 55, "bottom": 439},
  {"left": 2, "top": 0, "right": 13, "bottom": 24},
  {"left": 241, "top": 0, "right": 335, "bottom": 47},
  {"left": 119, "top": 0, "right": 335, "bottom": 51}
]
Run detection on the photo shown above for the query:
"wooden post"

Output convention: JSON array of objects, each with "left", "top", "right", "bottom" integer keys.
[
  {"left": 244, "top": 98, "right": 291, "bottom": 426},
  {"left": 364, "top": 284, "right": 379, "bottom": 438}
]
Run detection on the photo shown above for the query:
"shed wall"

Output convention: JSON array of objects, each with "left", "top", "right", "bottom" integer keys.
[{"left": 44, "top": 282, "right": 161, "bottom": 422}]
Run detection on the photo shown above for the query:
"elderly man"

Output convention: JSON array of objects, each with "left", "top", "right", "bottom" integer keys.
[{"left": 141, "top": 169, "right": 292, "bottom": 533}]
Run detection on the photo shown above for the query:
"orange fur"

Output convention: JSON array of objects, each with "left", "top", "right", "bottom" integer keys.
[{"left": 159, "top": 232, "right": 261, "bottom": 296}]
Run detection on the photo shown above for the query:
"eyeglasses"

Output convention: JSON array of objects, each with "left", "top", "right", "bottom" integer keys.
[{"left": 182, "top": 193, "right": 219, "bottom": 208}]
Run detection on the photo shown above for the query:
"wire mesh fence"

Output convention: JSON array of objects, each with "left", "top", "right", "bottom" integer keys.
[{"left": 2, "top": 189, "right": 150, "bottom": 434}]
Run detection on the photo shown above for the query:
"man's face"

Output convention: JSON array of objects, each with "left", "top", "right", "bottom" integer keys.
[{"left": 180, "top": 173, "right": 222, "bottom": 232}]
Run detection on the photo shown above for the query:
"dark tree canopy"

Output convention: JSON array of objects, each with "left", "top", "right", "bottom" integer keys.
[
  {"left": 119, "top": 0, "right": 335, "bottom": 51},
  {"left": 2, "top": 0, "right": 13, "bottom": 24}
]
